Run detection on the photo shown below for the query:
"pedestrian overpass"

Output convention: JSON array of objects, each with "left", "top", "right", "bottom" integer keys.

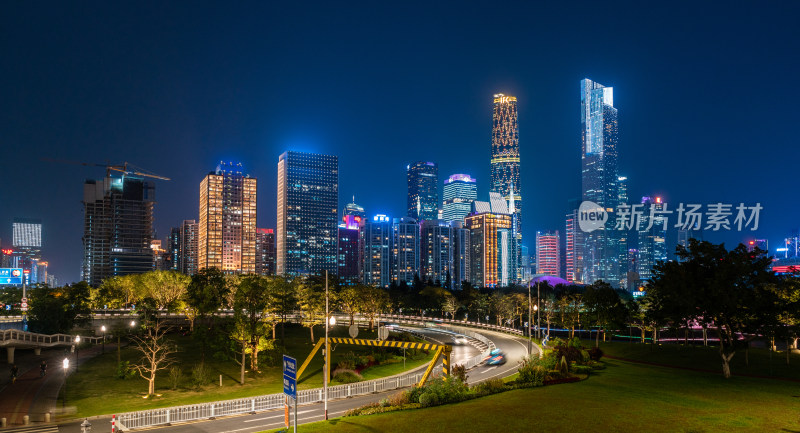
[{"left": 0, "top": 329, "right": 99, "bottom": 363}]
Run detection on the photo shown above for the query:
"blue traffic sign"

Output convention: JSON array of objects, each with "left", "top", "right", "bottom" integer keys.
[
  {"left": 283, "top": 355, "right": 297, "bottom": 399},
  {"left": 0, "top": 268, "right": 23, "bottom": 285}
]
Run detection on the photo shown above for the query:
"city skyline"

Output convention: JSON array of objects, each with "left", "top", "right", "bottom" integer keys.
[{"left": 2, "top": 2, "right": 798, "bottom": 283}]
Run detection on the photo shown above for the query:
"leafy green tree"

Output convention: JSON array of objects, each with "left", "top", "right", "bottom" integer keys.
[
  {"left": 360, "top": 285, "right": 390, "bottom": 329},
  {"left": 28, "top": 283, "right": 91, "bottom": 334},
  {"left": 139, "top": 271, "right": 191, "bottom": 311},
  {"left": 267, "top": 276, "right": 297, "bottom": 340},
  {"left": 584, "top": 281, "right": 627, "bottom": 347},
  {"left": 232, "top": 275, "right": 272, "bottom": 378},
  {"left": 185, "top": 267, "right": 229, "bottom": 360},
  {"left": 297, "top": 277, "right": 326, "bottom": 341},
  {"left": 647, "top": 240, "right": 779, "bottom": 378}
]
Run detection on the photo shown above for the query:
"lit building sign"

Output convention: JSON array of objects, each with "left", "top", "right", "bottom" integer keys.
[
  {"left": 0, "top": 268, "right": 23, "bottom": 285},
  {"left": 445, "top": 174, "right": 476, "bottom": 184},
  {"left": 632, "top": 286, "right": 647, "bottom": 298},
  {"left": 373, "top": 214, "right": 390, "bottom": 223}
]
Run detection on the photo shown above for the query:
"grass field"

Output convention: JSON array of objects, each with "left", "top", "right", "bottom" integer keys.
[
  {"left": 268, "top": 356, "right": 800, "bottom": 432},
  {"left": 63, "top": 323, "right": 432, "bottom": 418},
  {"left": 597, "top": 340, "right": 800, "bottom": 380}
]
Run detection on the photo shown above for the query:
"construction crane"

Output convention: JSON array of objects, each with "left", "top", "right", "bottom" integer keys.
[{"left": 43, "top": 158, "right": 171, "bottom": 181}]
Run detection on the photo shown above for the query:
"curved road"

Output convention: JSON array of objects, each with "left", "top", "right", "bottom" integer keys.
[{"left": 57, "top": 328, "right": 535, "bottom": 433}]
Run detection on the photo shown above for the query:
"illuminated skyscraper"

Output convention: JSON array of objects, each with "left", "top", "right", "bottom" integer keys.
[
  {"left": 451, "top": 221, "right": 470, "bottom": 290},
  {"left": 637, "top": 196, "right": 667, "bottom": 282},
  {"left": 420, "top": 220, "right": 453, "bottom": 287},
  {"left": 277, "top": 151, "right": 339, "bottom": 277},
  {"left": 82, "top": 175, "right": 155, "bottom": 285},
  {"left": 199, "top": 162, "right": 257, "bottom": 274},
  {"left": 490, "top": 94, "right": 522, "bottom": 283},
  {"left": 466, "top": 193, "right": 512, "bottom": 288},
  {"left": 256, "top": 228, "right": 276, "bottom": 276},
  {"left": 536, "top": 231, "right": 561, "bottom": 277},
  {"left": 407, "top": 162, "right": 439, "bottom": 221},
  {"left": 169, "top": 220, "right": 198, "bottom": 275},
  {"left": 12, "top": 218, "right": 42, "bottom": 257},
  {"left": 362, "top": 214, "right": 392, "bottom": 288},
  {"left": 580, "top": 78, "right": 620, "bottom": 286},
  {"left": 392, "top": 217, "right": 419, "bottom": 286},
  {"left": 442, "top": 174, "right": 477, "bottom": 222}
]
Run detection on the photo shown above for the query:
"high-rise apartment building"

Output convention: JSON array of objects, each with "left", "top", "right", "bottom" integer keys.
[
  {"left": 442, "top": 174, "right": 477, "bottom": 222},
  {"left": 490, "top": 94, "right": 522, "bottom": 283},
  {"left": 361, "top": 214, "right": 392, "bottom": 288},
  {"left": 407, "top": 162, "right": 439, "bottom": 222},
  {"left": 82, "top": 175, "right": 155, "bottom": 285},
  {"left": 337, "top": 224, "right": 360, "bottom": 286},
  {"left": 637, "top": 196, "right": 667, "bottom": 282},
  {"left": 536, "top": 231, "right": 561, "bottom": 277},
  {"left": 451, "top": 221, "right": 470, "bottom": 290},
  {"left": 198, "top": 162, "right": 257, "bottom": 274},
  {"left": 392, "top": 217, "right": 419, "bottom": 286},
  {"left": 420, "top": 220, "right": 452, "bottom": 287},
  {"left": 256, "top": 228, "right": 276, "bottom": 276},
  {"left": 277, "top": 151, "right": 339, "bottom": 277},
  {"left": 580, "top": 78, "right": 620, "bottom": 286},
  {"left": 169, "top": 220, "right": 199, "bottom": 275}
]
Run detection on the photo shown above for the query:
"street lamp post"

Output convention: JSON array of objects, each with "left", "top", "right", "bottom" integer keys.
[
  {"left": 101, "top": 325, "right": 106, "bottom": 354},
  {"left": 537, "top": 281, "right": 541, "bottom": 340},
  {"left": 62, "top": 358, "right": 70, "bottom": 408},
  {"left": 74, "top": 336, "right": 80, "bottom": 371},
  {"left": 527, "top": 283, "right": 532, "bottom": 356},
  {"left": 324, "top": 270, "right": 329, "bottom": 421}
]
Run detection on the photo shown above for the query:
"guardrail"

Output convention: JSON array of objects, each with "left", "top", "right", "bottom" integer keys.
[
  {"left": 0, "top": 329, "right": 100, "bottom": 346},
  {"left": 117, "top": 357, "right": 442, "bottom": 430}
]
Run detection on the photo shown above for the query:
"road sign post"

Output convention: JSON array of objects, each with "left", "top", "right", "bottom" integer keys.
[{"left": 283, "top": 355, "right": 297, "bottom": 433}]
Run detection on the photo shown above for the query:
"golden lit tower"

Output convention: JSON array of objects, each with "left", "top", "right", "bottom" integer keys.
[
  {"left": 198, "top": 162, "right": 257, "bottom": 274},
  {"left": 490, "top": 93, "right": 521, "bottom": 282}
]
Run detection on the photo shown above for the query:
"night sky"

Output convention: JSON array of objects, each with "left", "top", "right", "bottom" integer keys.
[{"left": 2, "top": 2, "right": 799, "bottom": 283}]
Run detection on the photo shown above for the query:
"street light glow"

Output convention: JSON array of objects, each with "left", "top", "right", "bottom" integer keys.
[{"left": 63, "top": 358, "right": 70, "bottom": 370}]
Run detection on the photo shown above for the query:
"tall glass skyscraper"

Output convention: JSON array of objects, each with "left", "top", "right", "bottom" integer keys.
[
  {"left": 199, "top": 162, "right": 257, "bottom": 274},
  {"left": 536, "top": 230, "right": 561, "bottom": 277},
  {"left": 407, "top": 161, "right": 439, "bottom": 221},
  {"left": 277, "top": 151, "right": 339, "bottom": 277},
  {"left": 392, "top": 217, "right": 419, "bottom": 286},
  {"left": 442, "top": 174, "right": 477, "bottom": 222},
  {"left": 420, "top": 219, "right": 453, "bottom": 286},
  {"left": 361, "top": 214, "right": 392, "bottom": 288},
  {"left": 169, "top": 219, "right": 198, "bottom": 275},
  {"left": 637, "top": 196, "right": 667, "bottom": 282},
  {"left": 580, "top": 79, "right": 620, "bottom": 286},
  {"left": 490, "top": 94, "right": 521, "bottom": 283},
  {"left": 82, "top": 175, "right": 155, "bottom": 285}
]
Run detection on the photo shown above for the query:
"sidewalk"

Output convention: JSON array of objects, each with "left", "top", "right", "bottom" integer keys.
[{"left": 0, "top": 342, "right": 117, "bottom": 427}]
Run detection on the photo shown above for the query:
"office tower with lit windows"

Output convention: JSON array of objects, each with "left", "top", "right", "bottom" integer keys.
[
  {"left": 169, "top": 220, "right": 199, "bottom": 275},
  {"left": 564, "top": 203, "right": 585, "bottom": 283},
  {"left": 361, "top": 214, "right": 392, "bottom": 288},
  {"left": 616, "top": 176, "right": 629, "bottom": 286},
  {"left": 338, "top": 224, "right": 360, "bottom": 286},
  {"left": 199, "top": 162, "right": 257, "bottom": 274},
  {"left": 151, "top": 240, "right": 169, "bottom": 271},
  {"left": 407, "top": 162, "right": 439, "bottom": 222},
  {"left": 392, "top": 217, "right": 419, "bottom": 286},
  {"left": 490, "top": 94, "right": 522, "bottom": 283},
  {"left": 637, "top": 196, "right": 667, "bottom": 282},
  {"left": 442, "top": 174, "right": 477, "bottom": 222},
  {"left": 466, "top": 193, "right": 513, "bottom": 288},
  {"left": 256, "top": 228, "right": 276, "bottom": 276},
  {"left": 580, "top": 78, "right": 620, "bottom": 286},
  {"left": 451, "top": 221, "right": 470, "bottom": 290},
  {"left": 420, "top": 220, "right": 452, "bottom": 287},
  {"left": 12, "top": 218, "right": 42, "bottom": 258},
  {"left": 82, "top": 175, "right": 155, "bottom": 285},
  {"left": 277, "top": 151, "right": 339, "bottom": 277},
  {"left": 536, "top": 231, "right": 561, "bottom": 277}
]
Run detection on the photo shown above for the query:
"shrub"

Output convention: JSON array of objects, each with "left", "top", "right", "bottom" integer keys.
[
  {"left": 558, "top": 356, "right": 570, "bottom": 375},
  {"left": 568, "top": 337, "right": 583, "bottom": 349},
  {"left": 332, "top": 369, "right": 363, "bottom": 383},
  {"left": 167, "top": 366, "right": 182, "bottom": 390},
  {"left": 191, "top": 363, "right": 212, "bottom": 388},
  {"left": 580, "top": 349, "right": 590, "bottom": 364},
  {"left": 552, "top": 344, "right": 583, "bottom": 364},
  {"left": 537, "top": 352, "right": 558, "bottom": 370},
  {"left": 417, "top": 377, "right": 469, "bottom": 408},
  {"left": 451, "top": 364, "right": 468, "bottom": 385},
  {"left": 590, "top": 361, "right": 606, "bottom": 370},
  {"left": 571, "top": 365, "right": 592, "bottom": 375},
  {"left": 517, "top": 356, "right": 546, "bottom": 386},
  {"left": 472, "top": 378, "right": 507, "bottom": 396},
  {"left": 115, "top": 361, "right": 137, "bottom": 380},
  {"left": 388, "top": 390, "right": 410, "bottom": 406},
  {"left": 405, "top": 385, "right": 426, "bottom": 404},
  {"left": 588, "top": 347, "right": 604, "bottom": 361}
]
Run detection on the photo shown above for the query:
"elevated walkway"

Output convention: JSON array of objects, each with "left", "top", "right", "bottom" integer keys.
[{"left": 1, "top": 330, "right": 99, "bottom": 363}]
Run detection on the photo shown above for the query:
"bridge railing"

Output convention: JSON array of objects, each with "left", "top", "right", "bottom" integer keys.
[{"left": 0, "top": 329, "right": 101, "bottom": 345}]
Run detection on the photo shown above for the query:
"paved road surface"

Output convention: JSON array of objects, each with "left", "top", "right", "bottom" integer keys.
[{"left": 56, "top": 328, "right": 533, "bottom": 433}]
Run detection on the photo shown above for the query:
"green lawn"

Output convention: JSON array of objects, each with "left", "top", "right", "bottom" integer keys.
[
  {"left": 63, "top": 323, "right": 432, "bottom": 418},
  {"left": 268, "top": 357, "right": 800, "bottom": 432},
  {"left": 597, "top": 340, "right": 800, "bottom": 380}
]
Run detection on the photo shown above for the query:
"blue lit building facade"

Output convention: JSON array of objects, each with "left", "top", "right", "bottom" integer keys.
[
  {"left": 442, "top": 174, "right": 477, "bottom": 222},
  {"left": 407, "top": 161, "right": 439, "bottom": 222},
  {"left": 361, "top": 214, "right": 392, "bottom": 288},
  {"left": 392, "top": 217, "right": 419, "bottom": 286},
  {"left": 580, "top": 78, "right": 621, "bottom": 286},
  {"left": 277, "top": 151, "right": 339, "bottom": 277}
]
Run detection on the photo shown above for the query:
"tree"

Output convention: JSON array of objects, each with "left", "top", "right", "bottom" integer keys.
[
  {"left": 232, "top": 275, "right": 272, "bottom": 378},
  {"left": 647, "top": 240, "right": 779, "bottom": 378},
  {"left": 139, "top": 271, "right": 191, "bottom": 311},
  {"left": 584, "top": 281, "right": 627, "bottom": 347},
  {"left": 441, "top": 294, "right": 460, "bottom": 320},
  {"left": 267, "top": 276, "right": 297, "bottom": 340},
  {"left": 185, "top": 268, "right": 229, "bottom": 360},
  {"left": 337, "top": 285, "right": 362, "bottom": 325},
  {"left": 131, "top": 321, "right": 177, "bottom": 395},
  {"left": 360, "top": 285, "right": 390, "bottom": 329},
  {"left": 297, "top": 277, "right": 326, "bottom": 341},
  {"left": 28, "top": 283, "right": 91, "bottom": 334}
]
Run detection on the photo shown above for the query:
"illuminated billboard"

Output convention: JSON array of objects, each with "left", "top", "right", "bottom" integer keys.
[{"left": 0, "top": 268, "right": 23, "bottom": 285}]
